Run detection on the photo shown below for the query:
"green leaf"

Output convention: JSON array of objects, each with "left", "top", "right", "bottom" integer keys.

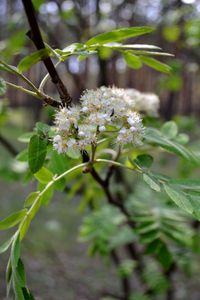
[
  {"left": 98, "top": 46, "right": 113, "bottom": 60},
  {"left": 22, "top": 288, "right": 35, "bottom": 300},
  {"left": 28, "top": 135, "right": 47, "bottom": 173},
  {"left": 175, "top": 133, "right": 189, "bottom": 145},
  {"left": 39, "top": 183, "right": 54, "bottom": 206},
  {"left": 20, "top": 197, "right": 42, "bottom": 239},
  {"left": 143, "top": 174, "right": 160, "bottom": 192},
  {"left": 0, "top": 78, "right": 7, "bottom": 95},
  {"left": 60, "top": 42, "right": 84, "bottom": 53},
  {"left": 0, "top": 236, "right": 14, "bottom": 254},
  {"left": 0, "top": 209, "right": 27, "bottom": 230},
  {"left": 18, "top": 132, "right": 35, "bottom": 143},
  {"left": 157, "top": 242, "right": 173, "bottom": 270},
  {"left": 164, "top": 184, "right": 194, "bottom": 216},
  {"left": 11, "top": 234, "right": 21, "bottom": 268},
  {"left": 48, "top": 150, "right": 71, "bottom": 174},
  {"left": 144, "top": 127, "right": 198, "bottom": 163},
  {"left": 168, "top": 179, "right": 200, "bottom": 190},
  {"left": 34, "top": 167, "right": 53, "bottom": 184},
  {"left": 16, "top": 259, "right": 26, "bottom": 287},
  {"left": 24, "top": 192, "right": 40, "bottom": 208},
  {"left": 128, "top": 50, "right": 173, "bottom": 57},
  {"left": 161, "top": 121, "right": 178, "bottom": 139},
  {"left": 18, "top": 49, "right": 51, "bottom": 72},
  {"left": 103, "top": 43, "right": 161, "bottom": 50},
  {"left": 19, "top": 217, "right": 32, "bottom": 240},
  {"left": 16, "top": 149, "right": 28, "bottom": 162},
  {"left": 6, "top": 259, "right": 12, "bottom": 297},
  {"left": 13, "top": 281, "right": 25, "bottom": 300},
  {"left": 123, "top": 52, "right": 142, "bottom": 69},
  {"left": 0, "top": 63, "right": 19, "bottom": 74},
  {"left": 86, "top": 26, "right": 154, "bottom": 46},
  {"left": 140, "top": 56, "right": 171, "bottom": 73},
  {"left": 35, "top": 122, "right": 50, "bottom": 135},
  {"left": 134, "top": 154, "right": 153, "bottom": 168}
]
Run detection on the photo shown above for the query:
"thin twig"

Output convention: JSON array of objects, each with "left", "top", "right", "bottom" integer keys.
[
  {"left": 21, "top": 0, "right": 72, "bottom": 107},
  {"left": 105, "top": 146, "right": 121, "bottom": 186}
]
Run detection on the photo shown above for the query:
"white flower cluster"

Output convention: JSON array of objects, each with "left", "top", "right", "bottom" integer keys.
[
  {"left": 125, "top": 89, "right": 160, "bottom": 117},
  {"left": 53, "top": 86, "right": 159, "bottom": 154}
]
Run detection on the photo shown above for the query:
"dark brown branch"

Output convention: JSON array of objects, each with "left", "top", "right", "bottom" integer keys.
[
  {"left": 90, "top": 167, "right": 136, "bottom": 228},
  {"left": 89, "top": 166, "right": 158, "bottom": 298},
  {"left": 111, "top": 250, "right": 132, "bottom": 300},
  {"left": 21, "top": 0, "right": 72, "bottom": 107},
  {"left": 41, "top": 93, "right": 63, "bottom": 108},
  {"left": 105, "top": 147, "right": 121, "bottom": 187}
]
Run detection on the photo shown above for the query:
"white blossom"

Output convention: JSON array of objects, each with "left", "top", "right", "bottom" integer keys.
[
  {"left": 125, "top": 89, "right": 160, "bottom": 116},
  {"left": 53, "top": 135, "right": 66, "bottom": 154},
  {"left": 54, "top": 106, "right": 80, "bottom": 131},
  {"left": 53, "top": 86, "right": 154, "bottom": 154}
]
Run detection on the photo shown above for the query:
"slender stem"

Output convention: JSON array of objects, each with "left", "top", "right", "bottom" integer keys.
[
  {"left": 90, "top": 143, "right": 97, "bottom": 163},
  {"left": 5, "top": 81, "right": 39, "bottom": 98},
  {"left": 0, "top": 60, "right": 39, "bottom": 93},
  {"left": 39, "top": 60, "right": 61, "bottom": 92},
  {"left": 95, "top": 158, "right": 140, "bottom": 173},
  {"left": 20, "top": 73, "right": 41, "bottom": 94},
  {"left": 19, "top": 162, "right": 88, "bottom": 240},
  {"left": 1, "top": 59, "right": 61, "bottom": 107}
]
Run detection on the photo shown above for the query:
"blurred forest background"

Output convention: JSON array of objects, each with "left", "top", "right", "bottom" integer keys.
[
  {"left": 0, "top": 0, "right": 200, "bottom": 299},
  {"left": 0, "top": 0, "right": 200, "bottom": 119}
]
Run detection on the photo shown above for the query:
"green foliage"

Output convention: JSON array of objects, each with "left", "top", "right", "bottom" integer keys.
[
  {"left": 161, "top": 121, "right": 178, "bottom": 139},
  {"left": 134, "top": 154, "right": 154, "bottom": 169},
  {"left": 80, "top": 205, "right": 128, "bottom": 256},
  {"left": 18, "top": 49, "right": 51, "bottom": 72},
  {"left": 144, "top": 126, "right": 198, "bottom": 163},
  {"left": 127, "top": 184, "right": 193, "bottom": 257},
  {"left": 86, "top": 27, "right": 154, "bottom": 45},
  {"left": 28, "top": 135, "right": 47, "bottom": 173},
  {"left": 123, "top": 52, "right": 142, "bottom": 69},
  {"left": 140, "top": 56, "right": 171, "bottom": 73},
  {"left": 143, "top": 261, "right": 169, "bottom": 294},
  {"left": 24, "top": 192, "right": 40, "bottom": 208},
  {"left": 143, "top": 173, "right": 161, "bottom": 192},
  {"left": 0, "top": 236, "right": 14, "bottom": 254},
  {"left": 1, "top": 20, "right": 200, "bottom": 300},
  {"left": 0, "top": 209, "right": 27, "bottom": 230},
  {"left": 118, "top": 259, "right": 136, "bottom": 278}
]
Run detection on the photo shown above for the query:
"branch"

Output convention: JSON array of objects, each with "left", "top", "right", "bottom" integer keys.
[
  {"left": 111, "top": 250, "right": 132, "bottom": 300},
  {"left": 89, "top": 163, "right": 158, "bottom": 297},
  {"left": 21, "top": 0, "right": 72, "bottom": 107},
  {"left": 90, "top": 167, "right": 136, "bottom": 228},
  {"left": 105, "top": 146, "right": 121, "bottom": 186}
]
